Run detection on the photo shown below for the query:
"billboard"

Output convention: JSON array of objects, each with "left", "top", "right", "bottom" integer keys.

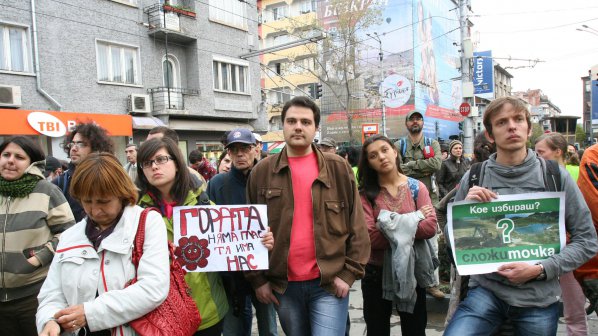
[
  {"left": 317, "top": 0, "right": 462, "bottom": 142},
  {"left": 473, "top": 50, "right": 495, "bottom": 100}
]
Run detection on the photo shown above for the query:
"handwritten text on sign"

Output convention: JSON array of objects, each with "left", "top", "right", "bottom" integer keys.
[{"left": 173, "top": 205, "right": 269, "bottom": 272}]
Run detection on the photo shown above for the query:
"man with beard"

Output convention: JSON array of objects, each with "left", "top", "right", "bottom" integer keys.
[
  {"left": 395, "top": 110, "right": 444, "bottom": 299},
  {"left": 53, "top": 123, "right": 114, "bottom": 222}
]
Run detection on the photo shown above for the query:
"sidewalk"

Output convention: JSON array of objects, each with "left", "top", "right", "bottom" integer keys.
[{"left": 252, "top": 279, "right": 598, "bottom": 335}]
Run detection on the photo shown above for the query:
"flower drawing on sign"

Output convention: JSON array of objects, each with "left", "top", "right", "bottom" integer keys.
[{"left": 175, "top": 236, "right": 210, "bottom": 270}]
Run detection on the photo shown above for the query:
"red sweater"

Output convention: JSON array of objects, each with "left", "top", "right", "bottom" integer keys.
[{"left": 360, "top": 180, "right": 437, "bottom": 266}]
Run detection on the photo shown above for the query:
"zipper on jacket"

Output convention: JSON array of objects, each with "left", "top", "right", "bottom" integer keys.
[
  {"left": 1, "top": 196, "right": 11, "bottom": 301},
  {"left": 310, "top": 188, "right": 324, "bottom": 286}
]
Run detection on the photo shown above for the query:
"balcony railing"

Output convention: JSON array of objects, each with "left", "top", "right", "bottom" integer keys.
[
  {"left": 148, "top": 87, "right": 199, "bottom": 111},
  {"left": 143, "top": 2, "right": 197, "bottom": 43}
]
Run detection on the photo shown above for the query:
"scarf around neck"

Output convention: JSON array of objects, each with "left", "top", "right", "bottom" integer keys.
[{"left": 0, "top": 173, "right": 41, "bottom": 198}]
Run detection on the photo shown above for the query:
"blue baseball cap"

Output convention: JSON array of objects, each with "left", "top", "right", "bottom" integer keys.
[{"left": 226, "top": 128, "right": 256, "bottom": 148}]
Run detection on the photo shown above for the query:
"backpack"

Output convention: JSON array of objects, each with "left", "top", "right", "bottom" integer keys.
[
  {"left": 467, "top": 158, "right": 562, "bottom": 191},
  {"left": 397, "top": 136, "right": 433, "bottom": 161}
]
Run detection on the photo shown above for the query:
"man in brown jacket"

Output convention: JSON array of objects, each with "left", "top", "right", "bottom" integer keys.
[{"left": 246, "top": 96, "right": 370, "bottom": 336}]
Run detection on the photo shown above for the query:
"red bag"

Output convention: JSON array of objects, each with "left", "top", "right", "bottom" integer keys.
[{"left": 126, "top": 208, "right": 201, "bottom": 336}]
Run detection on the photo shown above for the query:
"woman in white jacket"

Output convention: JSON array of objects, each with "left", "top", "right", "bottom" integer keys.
[{"left": 37, "top": 153, "right": 170, "bottom": 336}]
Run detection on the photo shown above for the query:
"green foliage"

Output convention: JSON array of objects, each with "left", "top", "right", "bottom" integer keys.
[
  {"left": 576, "top": 124, "right": 586, "bottom": 145},
  {"left": 528, "top": 123, "right": 545, "bottom": 148}
]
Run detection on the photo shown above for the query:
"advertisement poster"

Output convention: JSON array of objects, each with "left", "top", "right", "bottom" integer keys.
[
  {"left": 473, "top": 50, "right": 495, "bottom": 99},
  {"left": 173, "top": 205, "right": 269, "bottom": 272},
  {"left": 447, "top": 193, "right": 566, "bottom": 276},
  {"left": 317, "top": 0, "right": 462, "bottom": 142}
]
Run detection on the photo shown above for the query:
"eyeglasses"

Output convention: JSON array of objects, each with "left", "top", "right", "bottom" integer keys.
[
  {"left": 141, "top": 155, "right": 174, "bottom": 169},
  {"left": 408, "top": 116, "right": 423, "bottom": 122},
  {"left": 228, "top": 145, "right": 254, "bottom": 154},
  {"left": 68, "top": 141, "right": 88, "bottom": 149}
]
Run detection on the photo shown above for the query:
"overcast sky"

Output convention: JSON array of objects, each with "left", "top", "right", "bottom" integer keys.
[{"left": 470, "top": 0, "right": 598, "bottom": 118}]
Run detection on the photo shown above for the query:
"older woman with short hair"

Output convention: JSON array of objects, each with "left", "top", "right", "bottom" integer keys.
[{"left": 37, "top": 153, "right": 169, "bottom": 336}]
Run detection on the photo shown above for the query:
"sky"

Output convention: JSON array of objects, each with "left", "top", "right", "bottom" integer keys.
[{"left": 470, "top": 0, "right": 598, "bottom": 118}]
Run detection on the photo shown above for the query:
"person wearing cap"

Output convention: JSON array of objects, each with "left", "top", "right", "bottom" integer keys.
[
  {"left": 395, "top": 110, "right": 444, "bottom": 299},
  {"left": 207, "top": 128, "right": 278, "bottom": 336},
  {"left": 318, "top": 137, "right": 337, "bottom": 154},
  {"left": 253, "top": 133, "right": 265, "bottom": 162},
  {"left": 436, "top": 140, "right": 470, "bottom": 199},
  {"left": 245, "top": 96, "right": 370, "bottom": 335}
]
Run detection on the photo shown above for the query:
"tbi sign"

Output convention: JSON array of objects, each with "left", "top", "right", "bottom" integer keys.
[{"left": 459, "top": 102, "right": 471, "bottom": 117}]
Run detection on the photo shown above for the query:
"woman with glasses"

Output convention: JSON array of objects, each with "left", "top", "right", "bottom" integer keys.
[
  {"left": 37, "top": 153, "right": 169, "bottom": 336},
  {"left": 358, "top": 134, "right": 437, "bottom": 336},
  {"left": 136, "top": 138, "right": 228, "bottom": 336},
  {"left": 0, "top": 136, "right": 75, "bottom": 336}
]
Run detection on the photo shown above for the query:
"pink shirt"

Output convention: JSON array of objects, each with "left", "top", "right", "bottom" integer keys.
[
  {"left": 360, "top": 180, "right": 437, "bottom": 266},
  {"left": 287, "top": 152, "right": 320, "bottom": 281}
]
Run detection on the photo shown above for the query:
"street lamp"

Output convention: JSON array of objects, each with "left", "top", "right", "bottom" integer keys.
[{"left": 366, "top": 32, "right": 387, "bottom": 136}]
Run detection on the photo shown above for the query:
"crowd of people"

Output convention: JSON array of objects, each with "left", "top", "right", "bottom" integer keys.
[{"left": 1, "top": 95, "right": 598, "bottom": 336}]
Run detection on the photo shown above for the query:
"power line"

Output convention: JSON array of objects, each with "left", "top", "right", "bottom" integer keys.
[{"left": 475, "top": 17, "right": 598, "bottom": 34}]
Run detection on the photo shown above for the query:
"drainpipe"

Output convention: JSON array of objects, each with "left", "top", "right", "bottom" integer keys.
[{"left": 31, "top": 0, "right": 62, "bottom": 111}]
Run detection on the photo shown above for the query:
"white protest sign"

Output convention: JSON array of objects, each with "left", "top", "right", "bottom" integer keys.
[{"left": 172, "top": 205, "right": 269, "bottom": 272}]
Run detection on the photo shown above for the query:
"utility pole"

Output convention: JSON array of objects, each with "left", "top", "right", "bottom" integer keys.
[
  {"left": 458, "top": 0, "right": 474, "bottom": 155},
  {"left": 367, "top": 32, "right": 386, "bottom": 136}
]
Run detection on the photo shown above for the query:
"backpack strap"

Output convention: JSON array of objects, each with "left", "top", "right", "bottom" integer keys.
[
  {"left": 468, "top": 162, "right": 484, "bottom": 190},
  {"left": 399, "top": 137, "right": 407, "bottom": 158},
  {"left": 407, "top": 177, "right": 420, "bottom": 206},
  {"left": 544, "top": 159, "right": 562, "bottom": 192}
]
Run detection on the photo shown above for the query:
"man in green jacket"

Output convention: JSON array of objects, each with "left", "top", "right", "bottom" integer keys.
[{"left": 395, "top": 110, "right": 444, "bottom": 299}]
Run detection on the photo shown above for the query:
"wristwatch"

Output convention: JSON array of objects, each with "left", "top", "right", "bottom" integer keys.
[{"left": 535, "top": 263, "right": 547, "bottom": 281}]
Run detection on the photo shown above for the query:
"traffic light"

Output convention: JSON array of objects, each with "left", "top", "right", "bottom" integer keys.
[
  {"left": 458, "top": 122, "right": 463, "bottom": 131},
  {"left": 316, "top": 83, "right": 323, "bottom": 99},
  {"left": 308, "top": 84, "right": 315, "bottom": 98}
]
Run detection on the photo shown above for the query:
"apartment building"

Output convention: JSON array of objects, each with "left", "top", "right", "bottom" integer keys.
[{"left": 0, "top": 0, "right": 264, "bottom": 162}]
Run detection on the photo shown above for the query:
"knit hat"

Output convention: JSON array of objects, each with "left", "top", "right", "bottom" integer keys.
[{"left": 449, "top": 140, "right": 463, "bottom": 154}]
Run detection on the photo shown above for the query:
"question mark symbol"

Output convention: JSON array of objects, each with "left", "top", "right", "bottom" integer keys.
[
  {"left": 496, "top": 218, "right": 515, "bottom": 244},
  {"left": 535, "top": 201, "right": 540, "bottom": 210}
]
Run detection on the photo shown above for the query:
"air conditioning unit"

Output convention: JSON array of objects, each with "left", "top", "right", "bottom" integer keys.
[
  {"left": 128, "top": 94, "right": 151, "bottom": 113},
  {"left": 0, "top": 85, "right": 22, "bottom": 108}
]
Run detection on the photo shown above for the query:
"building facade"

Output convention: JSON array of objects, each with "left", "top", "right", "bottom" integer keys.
[{"left": 0, "top": 0, "right": 264, "bottom": 162}]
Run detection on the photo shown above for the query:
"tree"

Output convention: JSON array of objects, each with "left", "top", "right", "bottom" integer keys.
[
  {"left": 575, "top": 124, "right": 586, "bottom": 145},
  {"left": 281, "top": 0, "right": 383, "bottom": 143},
  {"left": 528, "top": 123, "right": 545, "bottom": 148}
]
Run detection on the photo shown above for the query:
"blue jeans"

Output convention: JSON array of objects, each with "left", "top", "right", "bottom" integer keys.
[
  {"left": 444, "top": 286, "right": 559, "bottom": 336},
  {"left": 274, "top": 279, "right": 349, "bottom": 336}
]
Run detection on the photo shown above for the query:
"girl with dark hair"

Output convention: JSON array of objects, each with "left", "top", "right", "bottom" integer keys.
[
  {"left": 436, "top": 140, "right": 470, "bottom": 198},
  {"left": 136, "top": 138, "right": 228, "bottom": 336},
  {"left": 216, "top": 152, "right": 232, "bottom": 174},
  {"left": 357, "top": 134, "right": 437, "bottom": 336},
  {"left": 0, "top": 136, "right": 75, "bottom": 336}
]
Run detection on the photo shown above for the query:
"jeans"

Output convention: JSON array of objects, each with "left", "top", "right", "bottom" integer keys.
[
  {"left": 361, "top": 264, "right": 427, "bottom": 336},
  {"left": 444, "top": 286, "right": 559, "bottom": 336},
  {"left": 222, "top": 291, "right": 278, "bottom": 336},
  {"left": 0, "top": 294, "right": 38, "bottom": 336},
  {"left": 274, "top": 279, "right": 349, "bottom": 336}
]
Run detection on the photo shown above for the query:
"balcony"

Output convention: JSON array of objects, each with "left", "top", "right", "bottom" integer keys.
[
  {"left": 144, "top": 2, "right": 197, "bottom": 44},
  {"left": 148, "top": 87, "right": 200, "bottom": 114}
]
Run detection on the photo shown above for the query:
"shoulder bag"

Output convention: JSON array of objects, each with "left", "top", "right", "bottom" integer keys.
[{"left": 126, "top": 207, "right": 201, "bottom": 336}]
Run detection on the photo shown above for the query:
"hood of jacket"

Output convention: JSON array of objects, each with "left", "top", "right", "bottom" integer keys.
[{"left": 24, "top": 160, "right": 46, "bottom": 180}]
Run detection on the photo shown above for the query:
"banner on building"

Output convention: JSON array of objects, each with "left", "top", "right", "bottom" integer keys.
[
  {"left": 591, "top": 65, "right": 598, "bottom": 125},
  {"left": 473, "top": 50, "right": 495, "bottom": 100},
  {"left": 173, "top": 205, "right": 269, "bottom": 272},
  {"left": 447, "top": 192, "right": 565, "bottom": 275}
]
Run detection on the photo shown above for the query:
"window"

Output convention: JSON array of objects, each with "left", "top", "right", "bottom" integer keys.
[
  {"left": 271, "top": 5, "right": 288, "bottom": 21},
  {"left": 0, "top": 24, "right": 31, "bottom": 73},
  {"left": 213, "top": 59, "right": 249, "bottom": 94},
  {"left": 300, "top": 0, "right": 316, "bottom": 14},
  {"left": 209, "top": 0, "right": 247, "bottom": 30},
  {"left": 96, "top": 40, "right": 140, "bottom": 85}
]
